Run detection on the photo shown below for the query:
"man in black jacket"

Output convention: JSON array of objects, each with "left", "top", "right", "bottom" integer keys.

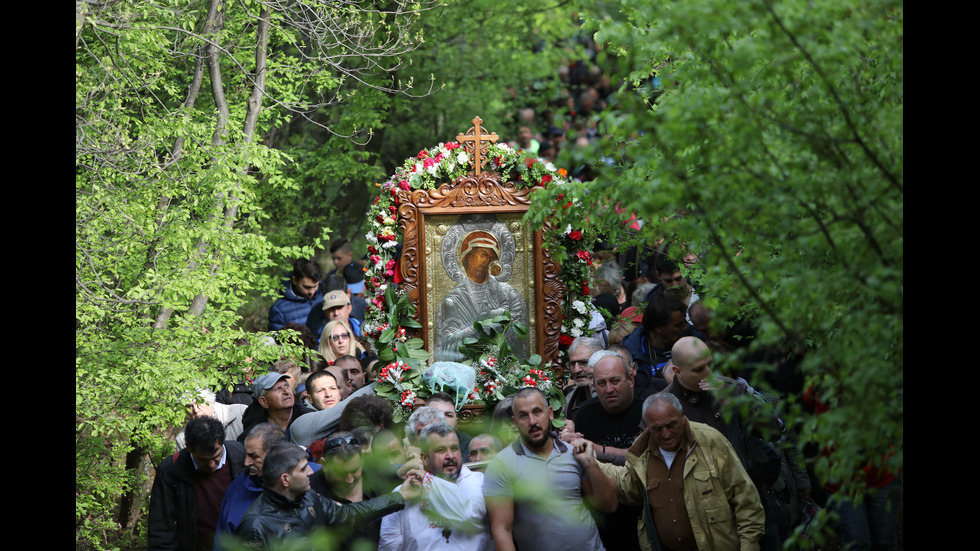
[
  {"left": 148, "top": 416, "right": 245, "bottom": 551},
  {"left": 236, "top": 443, "right": 423, "bottom": 547}
]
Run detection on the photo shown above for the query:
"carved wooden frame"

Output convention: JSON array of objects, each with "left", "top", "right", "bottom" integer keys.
[{"left": 397, "top": 172, "right": 565, "bottom": 367}]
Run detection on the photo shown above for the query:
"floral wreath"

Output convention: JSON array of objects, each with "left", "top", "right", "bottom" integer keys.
[{"left": 361, "top": 137, "right": 602, "bottom": 419}]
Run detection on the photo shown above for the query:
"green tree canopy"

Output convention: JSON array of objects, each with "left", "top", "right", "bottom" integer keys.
[
  {"left": 76, "top": 0, "right": 434, "bottom": 546},
  {"left": 529, "top": 0, "right": 902, "bottom": 541}
]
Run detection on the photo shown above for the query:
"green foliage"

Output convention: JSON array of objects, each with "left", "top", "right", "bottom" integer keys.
[
  {"left": 457, "top": 311, "right": 567, "bottom": 417},
  {"left": 76, "top": 0, "right": 433, "bottom": 547},
  {"left": 378, "top": 0, "right": 580, "bottom": 169},
  {"left": 375, "top": 285, "right": 429, "bottom": 363},
  {"left": 537, "top": 0, "right": 902, "bottom": 535}
]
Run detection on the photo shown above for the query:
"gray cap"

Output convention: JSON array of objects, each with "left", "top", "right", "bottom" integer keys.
[{"left": 252, "top": 372, "right": 290, "bottom": 399}]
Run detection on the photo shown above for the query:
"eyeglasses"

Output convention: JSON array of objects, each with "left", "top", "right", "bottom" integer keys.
[
  {"left": 323, "top": 435, "right": 360, "bottom": 452},
  {"left": 330, "top": 333, "right": 351, "bottom": 342},
  {"left": 566, "top": 359, "right": 589, "bottom": 369}
]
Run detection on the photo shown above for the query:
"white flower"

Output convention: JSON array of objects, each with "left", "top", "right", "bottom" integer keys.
[
  {"left": 499, "top": 143, "right": 509, "bottom": 150},
  {"left": 564, "top": 224, "right": 573, "bottom": 235},
  {"left": 457, "top": 152, "right": 469, "bottom": 164},
  {"left": 414, "top": 162, "right": 423, "bottom": 173},
  {"left": 545, "top": 162, "right": 556, "bottom": 172},
  {"left": 365, "top": 232, "right": 378, "bottom": 244},
  {"left": 426, "top": 162, "right": 439, "bottom": 176},
  {"left": 446, "top": 161, "right": 455, "bottom": 172},
  {"left": 378, "top": 283, "right": 388, "bottom": 292},
  {"left": 562, "top": 325, "right": 569, "bottom": 333},
  {"left": 572, "top": 300, "right": 587, "bottom": 315},
  {"left": 570, "top": 327, "right": 583, "bottom": 337},
  {"left": 382, "top": 240, "right": 397, "bottom": 249},
  {"left": 572, "top": 317, "right": 585, "bottom": 328}
]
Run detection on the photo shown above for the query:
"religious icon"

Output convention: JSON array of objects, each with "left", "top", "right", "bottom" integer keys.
[{"left": 433, "top": 214, "right": 529, "bottom": 361}]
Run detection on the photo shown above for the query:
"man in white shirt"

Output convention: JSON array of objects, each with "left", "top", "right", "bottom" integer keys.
[{"left": 380, "top": 422, "right": 492, "bottom": 551}]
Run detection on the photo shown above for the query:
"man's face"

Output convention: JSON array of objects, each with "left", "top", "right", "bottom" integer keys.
[
  {"left": 339, "top": 360, "right": 365, "bottom": 390},
  {"left": 468, "top": 436, "right": 497, "bottom": 462},
  {"left": 674, "top": 354, "right": 712, "bottom": 392},
  {"left": 645, "top": 402, "right": 687, "bottom": 453},
  {"left": 656, "top": 310, "right": 689, "bottom": 348},
  {"left": 373, "top": 435, "right": 406, "bottom": 467},
  {"left": 518, "top": 126, "right": 533, "bottom": 146},
  {"left": 512, "top": 393, "right": 553, "bottom": 449},
  {"left": 186, "top": 400, "right": 214, "bottom": 420},
  {"left": 422, "top": 431, "right": 462, "bottom": 482},
  {"left": 567, "top": 345, "right": 593, "bottom": 388},
  {"left": 658, "top": 270, "right": 689, "bottom": 299},
  {"left": 189, "top": 443, "right": 223, "bottom": 473},
  {"left": 464, "top": 248, "right": 495, "bottom": 284},
  {"left": 593, "top": 356, "right": 634, "bottom": 414},
  {"left": 332, "top": 250, "right": 353, "bottom": 272},
  {"left": 308, "top": 375, "right": 341, "bottom": 410},
  {"left": 323, "top": 454, "right": 362, "bottom": 489},
  {"left": 286, "top": 459, "right": 313, "bottom": 496},
  {"left": 259, "top": 379, "right": 294, "bottom": 411},
  {"left": 243, "top": 438, "right": 266, "bottom": 477},
  {"left": 326, "top": 303, "right": 351, "bottom": 322},
  {"left": 292, "top": 276, "right": 320, "bottom": 299},
  {"left": 427, "top": 401, "right": 458, "bottom": 430}
]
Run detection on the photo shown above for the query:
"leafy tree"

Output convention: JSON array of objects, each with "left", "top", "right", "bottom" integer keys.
[
  {"left": 378, "top": 0, "right": 581, "bottom": 170},
  {"left": 530, "top": 0, "right": 902, "bottom": 544},
  {"left": 76, "top": 0, "right": 434, "bottom": 547}
]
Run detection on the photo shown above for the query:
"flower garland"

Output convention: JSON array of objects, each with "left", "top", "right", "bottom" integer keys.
[{"left": 362, "top": 139, "right": 602, "bottom": 413}]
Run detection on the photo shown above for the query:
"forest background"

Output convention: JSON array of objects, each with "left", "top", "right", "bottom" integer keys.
[{"left": 75, "top": 0, "right": 903, "bottom": 549}]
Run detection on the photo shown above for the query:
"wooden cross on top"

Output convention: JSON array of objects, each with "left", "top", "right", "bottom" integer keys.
[{"left": 456, "top": 116, "right": 498, "bottom": 176}]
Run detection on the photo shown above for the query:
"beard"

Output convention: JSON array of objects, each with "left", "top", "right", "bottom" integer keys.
[
  {"left": 665, "top": 283, "right": 689, "bottom": 299},
  {"left": 522, "top": 425, "right": 550, "bottom": 449}
]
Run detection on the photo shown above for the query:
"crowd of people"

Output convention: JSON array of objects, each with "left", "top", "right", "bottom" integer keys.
[{"left": 149, "top": 234, "right": 899, "bottom": 550}]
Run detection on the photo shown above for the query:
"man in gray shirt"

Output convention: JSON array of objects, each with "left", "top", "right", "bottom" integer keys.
[{"left": 483, "top": 387, "right": 615, "bottom": 551}]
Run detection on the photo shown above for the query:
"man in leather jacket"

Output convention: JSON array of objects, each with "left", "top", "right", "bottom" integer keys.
[{"left": 236, "top": 442, "right": 423, "bottom": 547}]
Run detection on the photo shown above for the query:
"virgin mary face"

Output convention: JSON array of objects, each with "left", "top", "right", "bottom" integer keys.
[{"left": 463, "top": 247, "right": 496, "bottom": 284}]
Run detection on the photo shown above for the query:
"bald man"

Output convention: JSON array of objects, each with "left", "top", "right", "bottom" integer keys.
[
  {"left": 666, "top": 336, "right": 732, "bottom": 434},
  {"left": 666, "top": 336, "right": 781, "bottom": 541}
]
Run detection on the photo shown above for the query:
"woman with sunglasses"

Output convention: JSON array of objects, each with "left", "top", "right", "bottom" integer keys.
[{"left": 318, "top": 319, "right": 366, "bottom": 363}]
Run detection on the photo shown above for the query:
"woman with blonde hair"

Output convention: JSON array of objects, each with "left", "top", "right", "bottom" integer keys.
[{"left": 319, "top": 319, "right": 366, "bottom": 362}]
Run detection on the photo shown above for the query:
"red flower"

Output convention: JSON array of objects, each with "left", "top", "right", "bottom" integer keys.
[
  {"left": 399, "top": 180, "right": 411, "bottom": 191},
  {"left": 446, "top": 142, "right": 460, "bottom": 150},
  {"left": 568, "top": 230, "right": 582, "bottom": 241},
  {"left": 541, "top": 174, "right": 552, "bottom": 185},
  {"left": 559, "top": 334, "right": 574, "bottom": 346},
  {"left": 494, "top": 156, "right": 502, "bottom": 166},
  {"left": 388, "top": 205, "right": 397, "bottom": 213},
  {"left": 525, "top": 158, "right": 536, "bottom": 168},
  {"left": 582, "top": 284, "right": 590, "bottom": 295},
  {"left": 417, "top": 149, "right": 429, "bottom": 159}
]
